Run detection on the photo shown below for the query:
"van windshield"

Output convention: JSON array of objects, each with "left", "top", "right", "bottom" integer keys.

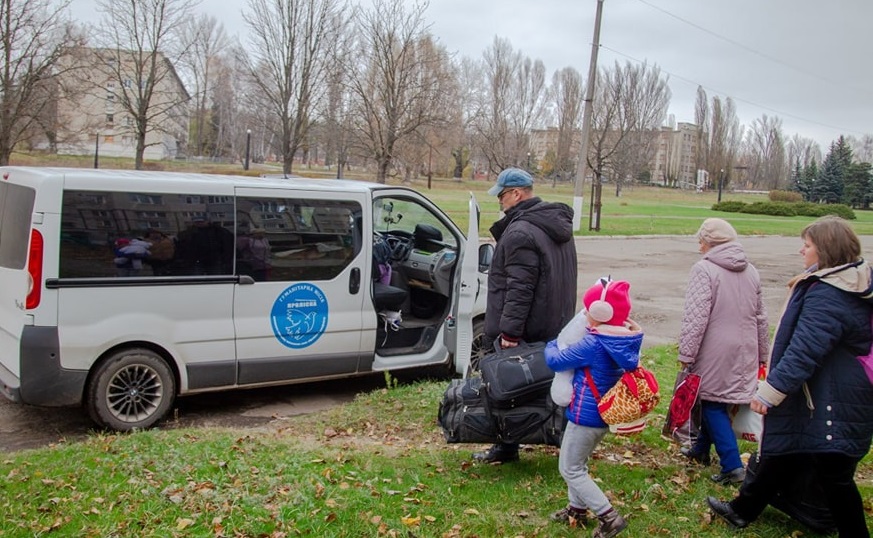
[{"left": 0, "top": 182, "right": 36, "bottom": 269}]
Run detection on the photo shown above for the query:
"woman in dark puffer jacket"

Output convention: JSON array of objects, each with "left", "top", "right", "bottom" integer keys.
[{"left": 707, "top": 216, "right": 873, "bottom": 537}]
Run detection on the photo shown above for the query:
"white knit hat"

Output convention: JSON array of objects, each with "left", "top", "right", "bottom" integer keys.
[{"left": 697, "top": 218, "right": 737, "bottom": 245}]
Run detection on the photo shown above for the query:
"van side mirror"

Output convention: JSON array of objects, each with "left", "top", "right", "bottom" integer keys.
[{"left": 478, "top": 243, "right": 494, "bottom": 273}]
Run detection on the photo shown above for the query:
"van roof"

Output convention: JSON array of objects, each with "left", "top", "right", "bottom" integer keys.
[{"left": 0, "top": 166, "right": 391, "bottom": 194}]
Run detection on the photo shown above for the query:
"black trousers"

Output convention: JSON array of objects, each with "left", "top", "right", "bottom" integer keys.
[{"left": 730, "top": 452, "right": 869, "bottom": 538}]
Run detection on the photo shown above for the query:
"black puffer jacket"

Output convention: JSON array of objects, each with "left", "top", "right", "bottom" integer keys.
[
  {"left": 484, "top": 197, "right": 577, "bottom": 344},
  {"left": 761, "top": 260, "right": 873, "bottom": 458}
]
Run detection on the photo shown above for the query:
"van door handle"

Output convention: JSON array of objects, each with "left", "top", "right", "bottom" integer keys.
[{"left": 349, "top": 268, "right": 360, "bottom": 294}]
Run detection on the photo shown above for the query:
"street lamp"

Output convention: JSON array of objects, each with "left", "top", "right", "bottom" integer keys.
[
  {"left": 718, "top": 168, "right": 724, "bottom": 203},
  {"left": 244, "top": 129, "right": 251, "bottom": 171},
  {"left": 527, "top": 151, "right": 531, "bottom": 172},
  {"left": 94, "top": 133, "right": 99, "bottom": 169}
]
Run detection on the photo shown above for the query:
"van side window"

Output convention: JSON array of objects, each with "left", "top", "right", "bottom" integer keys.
[
  {"left": 236, "top": 197, "right": 361, "bottom": 282},
  {"left": 59, "top": 189, "right": 235, "bottom": 278},
  {"left": 0, "top": 182, "right": 36, "bottom": 269}
]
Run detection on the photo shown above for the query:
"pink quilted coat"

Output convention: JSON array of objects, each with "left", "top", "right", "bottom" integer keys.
[{"left": 678, "top": 241, "right": 769, "bottom": 403}]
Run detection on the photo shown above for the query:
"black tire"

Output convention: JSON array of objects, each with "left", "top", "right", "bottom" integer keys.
[
  {"left": 86, "top": 348, "right": 176, "bottom": 431},
  {"left": 468, "top": 318, "right": 487, "bottom": 376}
]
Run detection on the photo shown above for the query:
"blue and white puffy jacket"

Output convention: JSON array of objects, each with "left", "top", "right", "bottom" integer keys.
[{"left": 545, "top": 321, "right": 643, "bottom": 427}]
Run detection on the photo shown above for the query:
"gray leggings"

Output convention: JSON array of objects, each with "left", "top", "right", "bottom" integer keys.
[{"left": 558, "top": 421, "right": 611, "bottom": 515}]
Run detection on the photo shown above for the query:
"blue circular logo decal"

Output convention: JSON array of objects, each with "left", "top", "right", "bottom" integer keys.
[{"left": 271, "top": 283, "right": 329, "bottom": 349}]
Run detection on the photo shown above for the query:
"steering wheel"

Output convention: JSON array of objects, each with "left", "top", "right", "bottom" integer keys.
[{"left": 383, "top": 231, "right": 413, "bottom": 262}]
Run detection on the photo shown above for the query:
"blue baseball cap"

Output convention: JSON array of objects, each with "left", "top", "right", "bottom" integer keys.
[{"left": 488, "top": 167, "right": 534, "bottom": 196}]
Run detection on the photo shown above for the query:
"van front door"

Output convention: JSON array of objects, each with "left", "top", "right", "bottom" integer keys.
[{"left": 232, "top": 188, "right": 368, "bottom": 385}]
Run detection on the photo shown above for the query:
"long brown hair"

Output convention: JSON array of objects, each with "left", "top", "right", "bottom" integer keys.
[{"left": 802, "top": 216, "right": 861, "bottom": 269}]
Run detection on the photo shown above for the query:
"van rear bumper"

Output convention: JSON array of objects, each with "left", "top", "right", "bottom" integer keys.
[{"left": 17, "top": 326, "right": 87, "bottom": 407}]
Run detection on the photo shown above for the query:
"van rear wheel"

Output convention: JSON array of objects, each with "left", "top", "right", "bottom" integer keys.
[{"left": 87, "top": 348, "right": 175, "bottom": 432}]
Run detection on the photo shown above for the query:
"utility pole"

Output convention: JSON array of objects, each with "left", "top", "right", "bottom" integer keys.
[{"left": 573, "top": 0, "right": 604, "bottom": 231}]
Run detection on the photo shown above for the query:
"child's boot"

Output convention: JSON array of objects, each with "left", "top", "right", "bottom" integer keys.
[{"left": 591, "top": 509, "right": 627, "bottom": 538}]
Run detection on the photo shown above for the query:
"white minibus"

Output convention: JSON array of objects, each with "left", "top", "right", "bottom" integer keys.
[{"left": 0, "top": 167, "right": 488, "bottom": 430}]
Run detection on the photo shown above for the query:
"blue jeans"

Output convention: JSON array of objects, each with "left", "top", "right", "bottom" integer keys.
[{"left": 693, "top": 400, "right": 743, "bottom": 473}]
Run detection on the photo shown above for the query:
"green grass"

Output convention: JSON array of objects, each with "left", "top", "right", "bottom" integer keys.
[{"left": 2, "top": 343, "right": 870, "bottom": 537}]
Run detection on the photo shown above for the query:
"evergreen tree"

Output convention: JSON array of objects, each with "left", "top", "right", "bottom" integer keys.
[
  {"left": 814, "top": 137, "right": 853, "bottom": 203},
  {"left": 790, "top": 158, "right": 804, "bottom": 195},
  {"left": 843, "top": 161, "right": 873, "bottom": 209},
  {"left": 800, "top": 159, "right": 818, "bottom": 201}
]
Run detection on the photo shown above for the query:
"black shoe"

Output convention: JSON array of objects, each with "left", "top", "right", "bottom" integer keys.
[
  {"left": 592, "top": 510, "right": 628, "bottom": 538},
  {"left": 472, "top": 444, "right": 519, "bottom": 463},
  {"left": 550, "top": 505, "right": 590, "bottom": 525},
  {"left": 679, "top": 446, "right": 711, "bottom": 466},
  {"left": 711, "top": 467, "right": 746, "bottom": 485},
  {"left": 707, "top": 496, "right": 749, "bottom": 528}
]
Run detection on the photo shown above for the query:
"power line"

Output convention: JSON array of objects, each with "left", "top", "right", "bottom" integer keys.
[
  {"left": 600, "top": 43, "right": 866, "bottom": 137},
  {"left": 634, "top": 0, "right": 873, "bottom": 96}
]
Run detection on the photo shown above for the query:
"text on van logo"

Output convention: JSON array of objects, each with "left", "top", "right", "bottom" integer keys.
[{"left": 270, "top": 283, "right": 329, "bottom": 349}]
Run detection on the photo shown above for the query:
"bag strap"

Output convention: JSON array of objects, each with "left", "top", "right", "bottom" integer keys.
[{"left": 583, "top": 367, "right": 602, "bottom": 402}]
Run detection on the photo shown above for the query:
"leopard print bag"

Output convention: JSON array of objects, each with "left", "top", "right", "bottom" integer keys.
[{"left": 584, "top": 367, "right": 661, "bottom": 429}]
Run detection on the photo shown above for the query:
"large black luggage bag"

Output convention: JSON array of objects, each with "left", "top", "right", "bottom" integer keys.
[
  {"left": 746, "top": 452, "right": 837, "bottom": 534},
  {"left": 479, "top": 342, "right": 553, "bottom": 408},
  {"left": 437, "top": 377, "right": 497, "bottom": 443},
  {"left": 437, "top": 376, "right": 566, "bottom": 446}
]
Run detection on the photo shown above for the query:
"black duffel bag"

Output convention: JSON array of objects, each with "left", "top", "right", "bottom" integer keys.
[
  {"left": 438, "top": 377, "right": 498, "bottom": 443},
  {"left": 479, "top": 341, "right": 553, "bottom": 408},
  {"left": 437, "top": 376, "right": 566, "bottom": 446},
  {"left": 495, "top": 392, "right": 566, "bottom": 446}
]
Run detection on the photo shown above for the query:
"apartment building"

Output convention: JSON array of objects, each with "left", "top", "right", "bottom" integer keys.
[
  {"left": 48, "top": 47, "right": 189, "bottom": 161},
  {"left": 530, "top": 122, "right": 699, "bottom": 186},
  {"left": 651, "top": 122, "right": 700, "bottom": 187}
]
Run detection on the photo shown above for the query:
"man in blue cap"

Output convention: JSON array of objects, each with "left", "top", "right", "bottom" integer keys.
[{"left": 474, "top": 167, "right": 578, "bottom": 463}]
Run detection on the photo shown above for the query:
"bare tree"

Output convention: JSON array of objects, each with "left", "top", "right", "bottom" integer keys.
[
  {"left": 549, "top": 66, "right": 584, "bottom": 181},
  {"left": 474, "top": 37, "right": 547, "bottom": 175},
  {"left": 242, "top": 0, "right": 345, "bottom": 176},
  {"left": 846, "top": 134, "right": 873, "bottom": 164},
  {"left": 694, "top": 86, "right": 709, "bottom": 179},
  {"left": 743, "top": 114, "right": 787, "bottom": 189},
  {"left": 319, "top": 13, "right": 355, "bottom": 178},
  {"left": 347, "top": 0, "right": 452, "bottom": 183},
  {"left": 786, "top": 133, "right": 821, "bottom": 169},
  {"left": 93, "top": 0, "right": 196, "bottom": 169},
  {"left": 448, "top": 55, "right": 484, "bottom": 180},
  {"left": 709, "top": 96, "right": 743, "bottom": 188},
  {"left": 207, "top": 45, "right": 250, "bottom": 162},
  {"left": 182, "top": 14, "right": 228, "bottom": 158},
  {"left": 585, "top": 61, "right": 670, "bottom": 195},
  {"left": 609, "top": 61, "right": 670, "bottom": 195},
  {"left": 0, "top": 0, "right": 81, "bottom": 164}
]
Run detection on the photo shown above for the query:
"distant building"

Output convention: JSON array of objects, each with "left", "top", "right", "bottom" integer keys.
[
  {"left": 44, "top": 47, "right": 189, "bottom": 161},
  {"left": 531, "top": 122, "right": 700, "bottom": 186},
  {"left": 651, "top": 122, "right": 699, "bottom": 187}
]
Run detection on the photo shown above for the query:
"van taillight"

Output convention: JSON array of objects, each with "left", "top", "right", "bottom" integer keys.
[{"left": 26, "top": 229, "right": 43, "bottom": 309}]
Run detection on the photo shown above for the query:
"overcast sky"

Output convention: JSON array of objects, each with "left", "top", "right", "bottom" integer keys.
[{"left": 69, "top": 0, "right": 872, "bottom": 151}]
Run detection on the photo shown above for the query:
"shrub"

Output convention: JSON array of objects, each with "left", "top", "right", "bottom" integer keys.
[
  {"left": 769, "top": 190, "right": 803, "bottom": 203},
  {"left": 744, "top": 201, "right": 797, "bottom": 216},
  {"left": 794, "top": 202, "right": 856, "bottom": 220},
  {"left": 712, "top": 201, "right": 747, "bottom": 212}
]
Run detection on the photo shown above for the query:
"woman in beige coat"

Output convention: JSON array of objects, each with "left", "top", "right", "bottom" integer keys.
[{"left": 677, "top": 218, "right": 769, "bottom": 484}]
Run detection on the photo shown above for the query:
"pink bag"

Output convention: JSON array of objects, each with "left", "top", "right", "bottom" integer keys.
[{"left": 857, "top": 315, "right": 873, "bottom": 385}]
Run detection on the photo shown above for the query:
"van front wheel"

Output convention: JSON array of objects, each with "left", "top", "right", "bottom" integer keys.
[{"left": 87, "top": 349, "right": 176, "bottom": 432}]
